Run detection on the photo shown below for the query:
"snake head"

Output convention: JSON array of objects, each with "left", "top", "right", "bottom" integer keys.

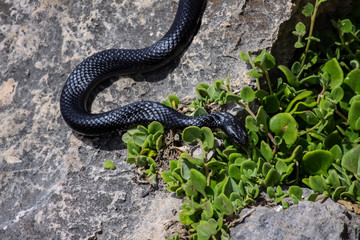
[{"left": 218, "top": 113, "right": 248, "bottom": 146}]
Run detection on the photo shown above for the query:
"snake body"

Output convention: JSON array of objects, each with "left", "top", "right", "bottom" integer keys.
[{"left": 60, "top": 0, "right": 248, "bottom": 146}]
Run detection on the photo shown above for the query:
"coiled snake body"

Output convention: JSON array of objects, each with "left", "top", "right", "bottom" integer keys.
[{"left": 60, "top": 0, "right": 247, "bottom": 146}]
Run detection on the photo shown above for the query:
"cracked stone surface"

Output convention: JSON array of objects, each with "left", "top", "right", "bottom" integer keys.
[
  {"left": 231, "top": 199, "right": 360, "bottom": 240},
  {"left": 1, "top": 0, "right": 358, "bottom": 239}
]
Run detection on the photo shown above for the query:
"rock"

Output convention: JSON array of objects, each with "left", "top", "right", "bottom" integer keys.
[
  {"left": 230, "top": 199, "right": 360, "bottom": 240},
  {"left": 1, "top": 0, "right": 355, "bottom": 239}
]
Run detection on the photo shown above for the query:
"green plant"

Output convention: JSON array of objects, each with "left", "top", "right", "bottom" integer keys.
[
  {"left": 121, "top": 1, "right": 360, "bottom": 239},
  {"left": 122, "top": 121, "right": 164, "bottom": 185}
]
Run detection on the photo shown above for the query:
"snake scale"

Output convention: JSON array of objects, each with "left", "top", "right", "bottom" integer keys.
[{"left": 60, "top": 0, "right": 248, "bottom": 146}]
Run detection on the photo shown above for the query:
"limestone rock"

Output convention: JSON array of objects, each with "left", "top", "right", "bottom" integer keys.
[{"left": 231, "top": 199, "right": 360, "bottom": 240}]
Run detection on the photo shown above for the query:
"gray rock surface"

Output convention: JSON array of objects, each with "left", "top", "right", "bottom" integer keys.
[
  {"left": 231, "top": 199, "right": 360, "bottom": 240},
  {"left": 1, "top": 0, "right": 357, "bottom": 239}
]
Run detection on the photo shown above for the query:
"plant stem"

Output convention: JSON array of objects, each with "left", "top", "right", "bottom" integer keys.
[
  {"left": 338, "top": 28, "right": 354, "bottom": 55},
  {"left": 335, "top": 109, "right": 349, "bottom": 123},
  {"left": 298, "top": 120, "right": 323, "bottom": 136},
  {"left": 197, "top": 138, "right": 211, "bottom": 186},
  {"left": 301, "top": 0, "right": 321, "bottom": 67},
  {"left": 317, "top": 87, "right": 326, "bottom": 104},
  {"left": 263, "top": 68, "right": 273, "bottom": 94},
  {"left": 248, "top": 52, "right": 261, "bottom": 90}
]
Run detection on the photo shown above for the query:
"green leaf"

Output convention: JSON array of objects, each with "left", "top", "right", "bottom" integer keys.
[
  {"left": 246, "top": 69, "right": 263, "bottom": 78},
  {"left": 179, "top": 210, "right": 195, "bottom": 225},
  {"left": 295, "top": 41, "right": 306, "bottom": 48},
  {"left": 344, "top": 69, "right": 360, "bottom": 95},
  {"left": 183, "top": 181, "right": 198, "bottom": 197},
  {"left": 148, "top": 121, "right": 164, "bottom": 135},
  {"left": 127, "top": 141, "right": 141, "bottom": 156},
  {"left": 275, "top": 159, "right": 288, "bottom": 175},
  {"left": 341, "top": 145, "right": 360, "bottom": 175},
  {"left": 299, "top": 75, "right": 320, "bottom": 85},
  {"left": 132, "top": 132, "right": 147, "bottom": 147},
  {"left": 320, "top": 58, "right": 344, "bottom": 89},
  {"left": 229, "top": 164, "right": 241, "bottom": 181},
  {"left": 256, "top": 49, "right": 276, "bottom": 70},
  {"left": 323, "top": 131, "right": 342, "bottom": 150},
  {"left": 330, "top": 87, "right": 344, "bottom": 103},
  {"left": 214, "top": 193, "right": 234, "bottom": 216},
  {"left": 277, "top": 145, "right": 302, "bottom": 163},
  {"left": 180, "top": 159, "right": 194, "bottom": 180},
  {"left": 263, "top": 94, "right": 280, "bottom": 113},
  {"left": 330, "top": 145, "right": 342, "bottom": 164},
  {"left": 285, "top": 90, "right": 313, "bottom": 113},
  {"left": 245, "top": 115, "right": 259, "bottom": 132},
  {"left": 306, "top": 193, "right": 319, "bottom": 202},
  {"left": 260, "top": 141, "right": 273, "bottom": 162},
  {"left": 255, "top": 89, "right": 269, "bottom": 100},
  {"left": 295, "top": 22, "right": 307, "bottom": 36},
  {"left": 301, "top": 150, "right": 334, "bottom": 175},
  {"left": 256, "top": 106, "right": 270, "bottom": 132},
  {"left": 289, "top": 186, "right": 303, "bottom": 201},
  {"left": 240, "top": 51, "right": 250, "bottom": 62},
  {"left": 240, "top": 160, "right": 257, "bottom": 174},
  {"left": 155, "top": 134, "right": 163, "bottom": 152},
  {"left": 339, "top": 19, "right": 353, "bottom": 33},
  {"left": 348, "top": 100, "right": 360, "bottom": 130},
  {"left": 308, "top": 175, "right": 327, "bottom": 193},
  {"left": 274, "top": 186, "right": 288, "bottom": 203},
  {"left": 302, "top": 3, "right": 314, "bottom": 17},
  {"left": 269, "top": 113, "right": 298, "bottom": 145},
  {"left": 207, "top": 86, "right": 218, "bottom": 101},
  {"left": 282, "top": 200, "right": 289, "bottom": 209},
  {"left": 262, "top": 162, "right": 273, "bottom": 177},
  {"left": 327, "top": 169, "right": 341, "bottom": 189},
  {"left": 190, "top": 169, "right": 207, "bottom": 198},
  {"left": 201, "top": 127, "right": 215, "bottom": 151},
  {"left": 291, "top": 61, "right": 302, "bottom": 75},
  {"left": 193, "top": 107, "right": 208, "bottom": 117},
  {"left": 223, "top": 177, "right": 240, "bottom": 197},
  {"left": 264, "top": 168, "right": 281, "bottom": 187},
  {"left": 203, "top": 201, "right": 214, "bottom": 219},
  {"left": 225, "top": 93, "right": 242, "bottom": 103},
  {"left": 305, "top": 36, "right": 321, "bottom": 42},
  {"left": 121, "top": 133, "right": 132, "bottom": 144},
  {"left": 161, "top": 170, "right": 176, "bottom": 184},
  {"left": 207, "top": 159, "right": 227, "bottom": 171},
  {"left": 167, "top": 94, "right": 180, "bottom": 109},
  {"left": 180, "top": 152, "right": 204, "bottom": 167},
  {"left": 194, "top": 219, "right": 218, "bottom": 239},
  {"left": 126, "top": 156, "right": 136, "bottom": 164},
  {"left": 278, "top": 65, "right": 299, "bottom": 88},
  {"left": 213, "top": 79, "right": 225, "bottom": 90},
  {"left": 104, "top": 159, "right": 116, "bottom": 170},
  {"left": 296, "top": 111, "right": 319, "bottom": 125},
  {"left": 303, "top": 50, "right": 319, "bottom": 70},
  {"left": 240, "top": 86, "right": 256, "bottom": 103},
  {"left": 182, "top": 126, "right": 202, "bottom": 144},
  {"left": 332, "top": 186, "right": 346, "bottom": 201},
  {"left": 135, "top": 155, "right": 147, "bottom": 167},
  {"left": 267, "top": 187, "right": 275, "bottom": 198}
]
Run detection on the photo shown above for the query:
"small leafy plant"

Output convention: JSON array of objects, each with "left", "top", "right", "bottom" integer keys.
[
  {"left": 122, "top": 121, "right": 164, "bottom": 185},
  {"left": 119, "top": 0, "right": 360, "bottom": 239}
]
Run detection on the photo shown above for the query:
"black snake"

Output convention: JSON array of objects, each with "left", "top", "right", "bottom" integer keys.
[{"left": 60, "top": 0, "right": 248, "bottom": 146}]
